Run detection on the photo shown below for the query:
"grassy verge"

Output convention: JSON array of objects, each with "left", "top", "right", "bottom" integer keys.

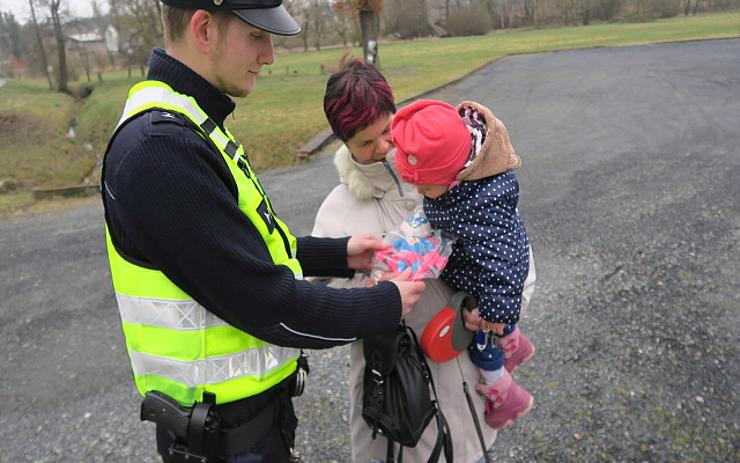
[
  {"left": 0, "top": 79, "right": 92, "bottom": 189},
  {"left": 0, "top": 11, "right": 738, "bottom": 215}
]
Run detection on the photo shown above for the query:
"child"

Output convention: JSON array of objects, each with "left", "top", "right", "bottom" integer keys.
[{"left": 392, "top": 99, "right": 535, "bottom": 430}]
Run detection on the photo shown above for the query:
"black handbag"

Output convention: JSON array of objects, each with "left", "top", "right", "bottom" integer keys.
[{"left": 362, "top": 322, "right": 453, "bottom": 463}]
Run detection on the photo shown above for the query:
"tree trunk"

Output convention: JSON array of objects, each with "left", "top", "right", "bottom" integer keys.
[
  {"left": 582, "top": 4, "right": 591, "bottom": 25},
  {"left": 302, "top": 20, "right": 309, "bottom": 52},
  {"left": 29, "top": 0, "right": 53, "bottom": 90},
  {"left": 50, "top": 0, "right": 69, "bottom": 94},
  {"left": 359, "top": 10, "right": 379, "bottom": 68},
  {"left": 313, "top": 4, "right": 321, "bottom": 51}
]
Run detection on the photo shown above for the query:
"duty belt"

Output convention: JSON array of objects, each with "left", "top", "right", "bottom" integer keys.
[
  {"left": 140, "top": 353, "right": 309, "bottom": 462},
  {"left": 141, "top": 390, "right": 279, "bottom": 461}
]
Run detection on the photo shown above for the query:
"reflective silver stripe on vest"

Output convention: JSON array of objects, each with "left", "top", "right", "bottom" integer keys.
[
  {"left": 129, "top": 346, "right": 298, "bottom": 387},
  {"left": 117, "top": 86, "right": 237, "bottom": 160},
  {"left": 116, "top": 294, "right": 229, "bottom": 330},
  {"left": 117, "top": 86, "right": 209, "bottom": 129}
]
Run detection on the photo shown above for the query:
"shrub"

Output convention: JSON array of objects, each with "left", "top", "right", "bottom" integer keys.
[
  {"left": 384, "top": 0, "right": 434, "bottom": 39},
  {"left": 652, "top": 0, "right": 681, "bottom": 18},
  {"left": 445, "top": 1, "right": 493, "bottom": 37}
]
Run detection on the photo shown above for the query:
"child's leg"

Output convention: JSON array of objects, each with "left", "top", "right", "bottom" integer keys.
[
  {"left": 469, "top": 330, "right": 504, "bottom": 383},
  {"left": 470, "top": 335, "right": 533, "bottom": 430},
  {"left": 475, "top": 367, "right": 533, "bottom": 430},
  {"left": 498, "top": 324, "right": 535, "bottom": 374}
]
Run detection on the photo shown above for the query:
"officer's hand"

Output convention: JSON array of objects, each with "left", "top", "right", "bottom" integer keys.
[
  {"left": 347, "top": 234, "right": 389, "bottom": 270},
  {"left": 389, "top": 269, "right": 426, "bottom": 319}
]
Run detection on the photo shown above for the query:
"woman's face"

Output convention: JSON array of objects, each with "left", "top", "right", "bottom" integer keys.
[{"left": 346, "top": 114, "right": 394, "bottom": 165}]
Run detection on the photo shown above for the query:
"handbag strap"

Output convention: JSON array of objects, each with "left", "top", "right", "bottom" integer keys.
[
  {"left": 404, "top": 322, "right": 454, "bottom": 463},
  {"left": 427, "top": 410, "right": 453, "bottom": 463},
  {"left": 463, "top": 378, "right": 492, "bottom": 463},
  {"left": 386, "top": 438, "right": 404, "bottom": 463}
]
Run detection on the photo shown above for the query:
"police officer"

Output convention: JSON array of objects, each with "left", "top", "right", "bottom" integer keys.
[{"left": 101, "top": 1, "right": 426, "bottom": 461}]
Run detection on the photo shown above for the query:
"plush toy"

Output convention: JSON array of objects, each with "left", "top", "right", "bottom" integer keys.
[
  {"left": 399, "top": 211, "right": 433, "bottom": 237},
  {"left": 372, "top": 208, "right": 455, "bottom": 281}
]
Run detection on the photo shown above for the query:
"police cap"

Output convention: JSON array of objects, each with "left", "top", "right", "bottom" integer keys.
[{"left": 161, "top": 0, "right": 301, "bottom": 36}]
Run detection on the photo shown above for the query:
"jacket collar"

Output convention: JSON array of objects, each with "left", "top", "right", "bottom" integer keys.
[
  {"left": 334, "top": 145, "right": 416, "bottom": 200},
  {"left": 147, "top": 48, "right": 236, "bottom": 129}
]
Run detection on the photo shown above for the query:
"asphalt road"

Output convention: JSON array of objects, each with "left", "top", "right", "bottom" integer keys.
[{"left": 1, "top": 39, "right": 738, "bottom": 462}]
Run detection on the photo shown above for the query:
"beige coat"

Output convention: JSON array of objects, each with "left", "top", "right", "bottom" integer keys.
[{"left": 312, "top": 145, "right": 526, "bottom": 463}]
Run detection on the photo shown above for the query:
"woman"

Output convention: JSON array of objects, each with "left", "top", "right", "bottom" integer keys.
[{"left": 312, "top": 59, "right": 536, "bottom": 462}]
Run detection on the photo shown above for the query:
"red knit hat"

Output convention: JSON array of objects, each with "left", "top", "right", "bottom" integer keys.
[{"left": 392, "top": 99, "right": 471, "bottom": 185}]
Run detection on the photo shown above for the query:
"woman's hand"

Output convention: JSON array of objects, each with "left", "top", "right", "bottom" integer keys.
[
  {"left": 347, "top": 234, "right": 388, "bottom": 270},
  {"left": 462, "top": 308, "right": 505, "bottom": 335},
  {"left": 462, "top": 307, "right": 483, "bottom": 332},
  {"left": 483, "top": 321, "right": 506, "bottom": 336}
]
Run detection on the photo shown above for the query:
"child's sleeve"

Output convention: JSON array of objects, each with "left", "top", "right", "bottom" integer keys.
[{"left": 456, "top": 185, "right": 528, "bottom": 324}]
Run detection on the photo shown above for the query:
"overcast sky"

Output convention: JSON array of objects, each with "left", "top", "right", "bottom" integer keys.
[{"left": 1, "top": 0, "right": 104, "bottom": 24}]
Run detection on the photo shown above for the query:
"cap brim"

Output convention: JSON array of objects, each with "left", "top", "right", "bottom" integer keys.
[{"left": 233, "top": 6, "right": 301, "bottom": 36}]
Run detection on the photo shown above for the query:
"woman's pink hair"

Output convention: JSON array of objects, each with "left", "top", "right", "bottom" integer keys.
[{"left": 323, "top": 57, "right": 396, "bottom": 142}]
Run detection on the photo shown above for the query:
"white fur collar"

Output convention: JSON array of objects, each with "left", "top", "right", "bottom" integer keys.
[{"left": 333, "top": 145, "right": 405, "bottom": 200}]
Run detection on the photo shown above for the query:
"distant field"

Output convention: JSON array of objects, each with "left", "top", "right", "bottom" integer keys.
[{"left": 0, "top": 11, "right": 738, "bottom": 214}]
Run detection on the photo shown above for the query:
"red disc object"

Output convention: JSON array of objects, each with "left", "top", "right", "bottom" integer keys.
[{"left": 420, "top": 292, "right": 476, "bottom": 363}]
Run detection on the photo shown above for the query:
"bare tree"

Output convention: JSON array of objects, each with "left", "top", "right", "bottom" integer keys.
[
  {"left": 49, "top": 0, "right": 69, "bottom": 93},
  {"left": 503, "top": 0, "right": 514, "bottom": 28},
  {"left": 332, "top": 0, "right": 359, "bottom": 48},
  {"left": 109, "top": 0, "right": 163, "bottom": 74},
  {"left": 310, "top": 0, "right": 325, "bottom": 50},
  {"left": 283, "top": 0, "right": 311, "bottom": 51},
  {"left": 28, "top": 0, "right": 53, "bottom": 89},
  {"left": 0, "top": 13, "right": 22, "bottom": 61}
]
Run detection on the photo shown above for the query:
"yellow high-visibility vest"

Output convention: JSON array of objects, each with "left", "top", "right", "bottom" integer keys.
[{"left": 104, "top": 80, "right": 301, "bottom": 406}]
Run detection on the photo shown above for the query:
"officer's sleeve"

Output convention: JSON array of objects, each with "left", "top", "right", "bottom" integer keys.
[
  {"left": 105, "top": 128, "right": 400, "bottom": 346},
  {"left": 296, "top": 236, "right": 354, "bottom": 278}
]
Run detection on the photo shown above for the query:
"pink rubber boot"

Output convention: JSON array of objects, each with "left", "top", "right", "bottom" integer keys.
[
  {"left": 499, "top": 327, "right": 535, "bottom": 373},
  {"left": 476, "top": 369, "right": 534, "bottom": 430}
]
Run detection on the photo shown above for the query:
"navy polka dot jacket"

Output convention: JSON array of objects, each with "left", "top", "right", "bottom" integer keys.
[{"left": 424, "top": 170, "right": 530, "bottom": 325}]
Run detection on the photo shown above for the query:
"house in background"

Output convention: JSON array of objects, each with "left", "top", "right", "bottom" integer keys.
[{"left": 63, "top": 19, "right": 119, "bottom": 81}]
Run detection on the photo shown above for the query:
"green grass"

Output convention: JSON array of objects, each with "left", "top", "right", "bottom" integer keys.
[
  {"left": 1, "top": 11, "right": 738, "bottom": 197},
  {"left": 0, "top": 79, "right": 93, "bottom": 189}
]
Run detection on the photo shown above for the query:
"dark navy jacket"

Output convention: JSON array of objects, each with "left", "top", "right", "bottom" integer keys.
[
  {"left": 424, "top": 170, "right": 529, "bottom": 325},
  {"left": 103, "top": 49, "right": 401, "bottom": 349}
]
